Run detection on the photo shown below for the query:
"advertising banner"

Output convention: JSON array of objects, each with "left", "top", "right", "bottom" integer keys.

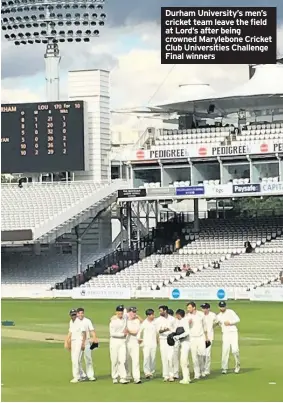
[
  {"left": 249, "top": 287, "right": 283, "bottom": 302},
  {"left": 72, "top": 287, "right": 131, "bottom": 299},
  {"left": 261, "top": 182, "right": 283, "bottom": 194},
  {"left": 133, "top": 140, "right": 283, "bottom": 161},
  {"left": 204, "top": 183, "right": 233, "bottom": 197},
  {"left": 118, "top": 189, "right": 146, "bottom": 198},
  {"left": 232, "top": 184, "right": 261, "bottom": 194},
  {"left": 147, "top": 187, "right": 175, "bottom": 197},
  {"left": 176, "top": 186, "right": 205, "bottom": 196},
  {"left": 169, "top": 287, "right": 228, "bottom": 300}
]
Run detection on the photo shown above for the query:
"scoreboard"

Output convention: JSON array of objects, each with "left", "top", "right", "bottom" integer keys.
[{"left": 1, "top": 101, "right": 86, "bottom": 173}]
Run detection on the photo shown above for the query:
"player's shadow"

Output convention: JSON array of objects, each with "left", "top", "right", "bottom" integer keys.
[{"left": 208, "top": 367, "right": 260, "bottom": 380}]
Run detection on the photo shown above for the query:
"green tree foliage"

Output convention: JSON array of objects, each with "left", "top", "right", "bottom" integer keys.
[{"left": 232, "top": 196, "right": 283, "bottom": 217}]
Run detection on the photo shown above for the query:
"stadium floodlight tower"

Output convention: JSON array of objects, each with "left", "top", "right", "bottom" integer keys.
[{"left": 1, "top": 0, "right": 106, "bottom": 101}]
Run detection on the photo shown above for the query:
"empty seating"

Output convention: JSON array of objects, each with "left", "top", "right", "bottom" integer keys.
[
  {"left": 1, "top": 180, "right": 125, "bottom": 231},
  {"left": 235, "top": 122, "right": 283, "bottom": 144},
  {"left": 1, "top": 248, "right": 113, "bottom": 288},
  {"left": 84, "top": 216, "right": 283, "bottom": 291},
  {"left": 154, "top": 127, "right": 231, "bottom": 147}
]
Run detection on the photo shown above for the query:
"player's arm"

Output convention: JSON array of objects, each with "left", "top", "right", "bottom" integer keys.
[
  {"left": 64, "top": 331, "right": 71, "bottom": 350},
  {"left": 174, "top": 320, "right": 190, "bottom": 341},
  {"left": 137, "top": 322, "right": 144, "bottom": 343},
  {"left": 225, "top": 311, "right": 240, "bottom": 326},
  {"left": 109, "top": 320, "right": 127, "bottom": 338},
  {"left": 88, "top": 320, "right": 98, "bottom": 343},
  {"left": 202, "top": 316, "right": 209, "bottom": 341},
  {"left": 81, "top": 330, "right": 86, "bottom": 350},
  {"left": 137, "top": 315, "right": 143, "bottom": 323}
]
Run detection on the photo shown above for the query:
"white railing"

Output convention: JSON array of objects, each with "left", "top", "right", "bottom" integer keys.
[{"left": 133, "top": 127, "right": 156, "bottom": 149}]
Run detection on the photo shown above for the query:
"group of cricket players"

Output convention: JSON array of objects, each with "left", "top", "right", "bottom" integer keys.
[{"left": 65, "top": 301, "right": 241, "bottom": 384}]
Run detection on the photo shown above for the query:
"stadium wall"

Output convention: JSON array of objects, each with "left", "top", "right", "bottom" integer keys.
[{"left": 2, "top": 287, "right": 283, "bottom": 302}]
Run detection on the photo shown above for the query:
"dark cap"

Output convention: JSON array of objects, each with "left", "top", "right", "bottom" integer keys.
[
  {"left": 168, "top": 309, "right": 174, "bottom": 316},
  {"left": 218, "top": 301, "right": 227, "bottom": 308},
  {"left": 128, "top": 306, "right": 137, "bottom": 313},
  {"left": 201, "top": 303, "right": 210, "bottom": 309},
  {"left": 116, "top": 305, "right": 124, "bottom": 312},
  {"left": 69, "top": 309, "right": 77, "bottom": 316}
]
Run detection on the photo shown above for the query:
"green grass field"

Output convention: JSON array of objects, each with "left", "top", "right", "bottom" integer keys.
[{"left": 1, "top": 299, "right": 283, "bottom": 402}]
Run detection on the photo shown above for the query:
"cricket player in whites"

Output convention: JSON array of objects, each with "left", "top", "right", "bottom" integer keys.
[
  {"left": 155, "top": 305, "right": 175, "bottom": 382},
  {"left": 168, "top": 309, "right": 179, "bottom": 379},
  {"left": 201, "top": 303, "right": 217, "bottom": 376},
  {"left": 76, "top": 308, "right": 97, "bottom": 381},
  {"left": 109, "top": 305, "right": 129, "bottom": 384},
  {"left": 65, "top": 309, "right": 87, "bottom": 383},
  {"left": 173, "top": 309, "right": 191, "bottom": 384},
  {"left": 216, "top": 301, "right": 240, "bottom": 374},
  {"left": 186, "top": 301, "right": 208, "bottom": 379},
  {"left": 125, "top": 307, "right": 142, "bottom": 384},
  {"left": 137, "top": 309, "right": 158, "bottom": 378}
]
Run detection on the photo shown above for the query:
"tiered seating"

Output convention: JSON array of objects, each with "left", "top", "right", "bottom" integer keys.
[
  {"left": 1, "top": 181, "right": 115, "bottom": 230},
  {"left": 236, "top": 122, "right": 283, "bottom": 144},
  {"left": 1, "top": 248, "right": 113, "bottom": 288},
  {"left": 83, "top": 252, "right": 230, "bottom": 292},
  {"left": 83, "top": 217, "right": 283, "bottom": 291},
  {"left": 155, "top": 127, "right": 230, "bottom": 147},
  {"left": 178, "top": 253, "right": 283, "bottom": 288},
  {"left": 181, "top": 217, "right": 283, "bottom": 254}
]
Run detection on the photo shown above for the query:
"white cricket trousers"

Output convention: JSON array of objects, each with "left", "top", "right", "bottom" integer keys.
[
  {"left": 143, "top": 345, "right": 156, "bottom": 375},
  {"left": 80, "top": 342, "right": 94, "bottom": 378},
  {"left": 222, "top": 332, "right": 240, "bottom": 370},
  {"left": 71, "top": 340, "right": 83, "bottom": 380},
  {"left": 110, "top": 338, "right": 127, "bottom": 381},
  {"left": 159, "top": 339, "right": 174, "bottom": 379},
  {"left": 126, "top": 341, "right": 140, "bottom": 382},
  {"left": 180, "top": 341, "right": 190, "bottom": 382},
  {"left": 173, "top": 344, "right": 180, "bottom": 378},
  {"left": 204, "top": 341, "right": 212, "bottom": 374},
  {"left": 190, "top": 336, "right": 206, "bottom": 378}
]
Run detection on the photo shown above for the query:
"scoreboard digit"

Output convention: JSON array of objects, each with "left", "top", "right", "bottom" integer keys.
[{"left": 1, "top": 101, "right": 85, "bottom": 173}]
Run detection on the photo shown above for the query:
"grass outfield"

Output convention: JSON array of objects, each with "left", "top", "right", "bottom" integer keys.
[{"left": 1, "top": 299, "right": 283, "bottom": 402}]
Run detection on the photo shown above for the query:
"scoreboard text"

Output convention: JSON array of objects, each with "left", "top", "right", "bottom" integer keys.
[{"left": 1, "top": 101, "right": 85, "bottom": 173}]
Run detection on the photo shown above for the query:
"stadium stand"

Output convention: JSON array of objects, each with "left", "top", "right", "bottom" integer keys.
[
  {"left": 1, "top": 180, "right": 127, "bottom": 243},
  {"left": 80, "top": 216, "right": 283, "bottom": 292},
  {"left": 1, "top": 248, "right": 113, "bottom": 289},
  {"left": 154, "top": 127, "right": 231, "bottom": 146}
]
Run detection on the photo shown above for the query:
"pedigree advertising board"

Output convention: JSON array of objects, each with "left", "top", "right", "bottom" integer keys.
[{"left": 133, "top": 141, "right": 283, "bottom": 161}]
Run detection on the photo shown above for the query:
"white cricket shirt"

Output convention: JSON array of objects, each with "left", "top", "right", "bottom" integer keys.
[
  {"left": 109, "top": 316, "right": 127, "bottom": 339},
  {"left": 176, "top": 317, "right": 190, "bottom": 342},
  {"left": 137, "top": 319, "right": 158, "bottom": 347},
  {"left": 187, "top": 311, "right": 206, "bottom": 338},
  {"left": 217, "top": 309, "right": 240, "bottom": 334},
  {"left": 203, "top": 311, "right": 217, "bottom": 341},
  {"left": 155, "top": 316, "right": 175, "bottom": 339},
  {"left": 126, "top": 318, "right": 141, "bottom": 344},
  {"left": 79, "top": 317, "right": 95, "bottom": 341},
  {"left": 69, "top": 318, "right": 85, "bottom": 342}
]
